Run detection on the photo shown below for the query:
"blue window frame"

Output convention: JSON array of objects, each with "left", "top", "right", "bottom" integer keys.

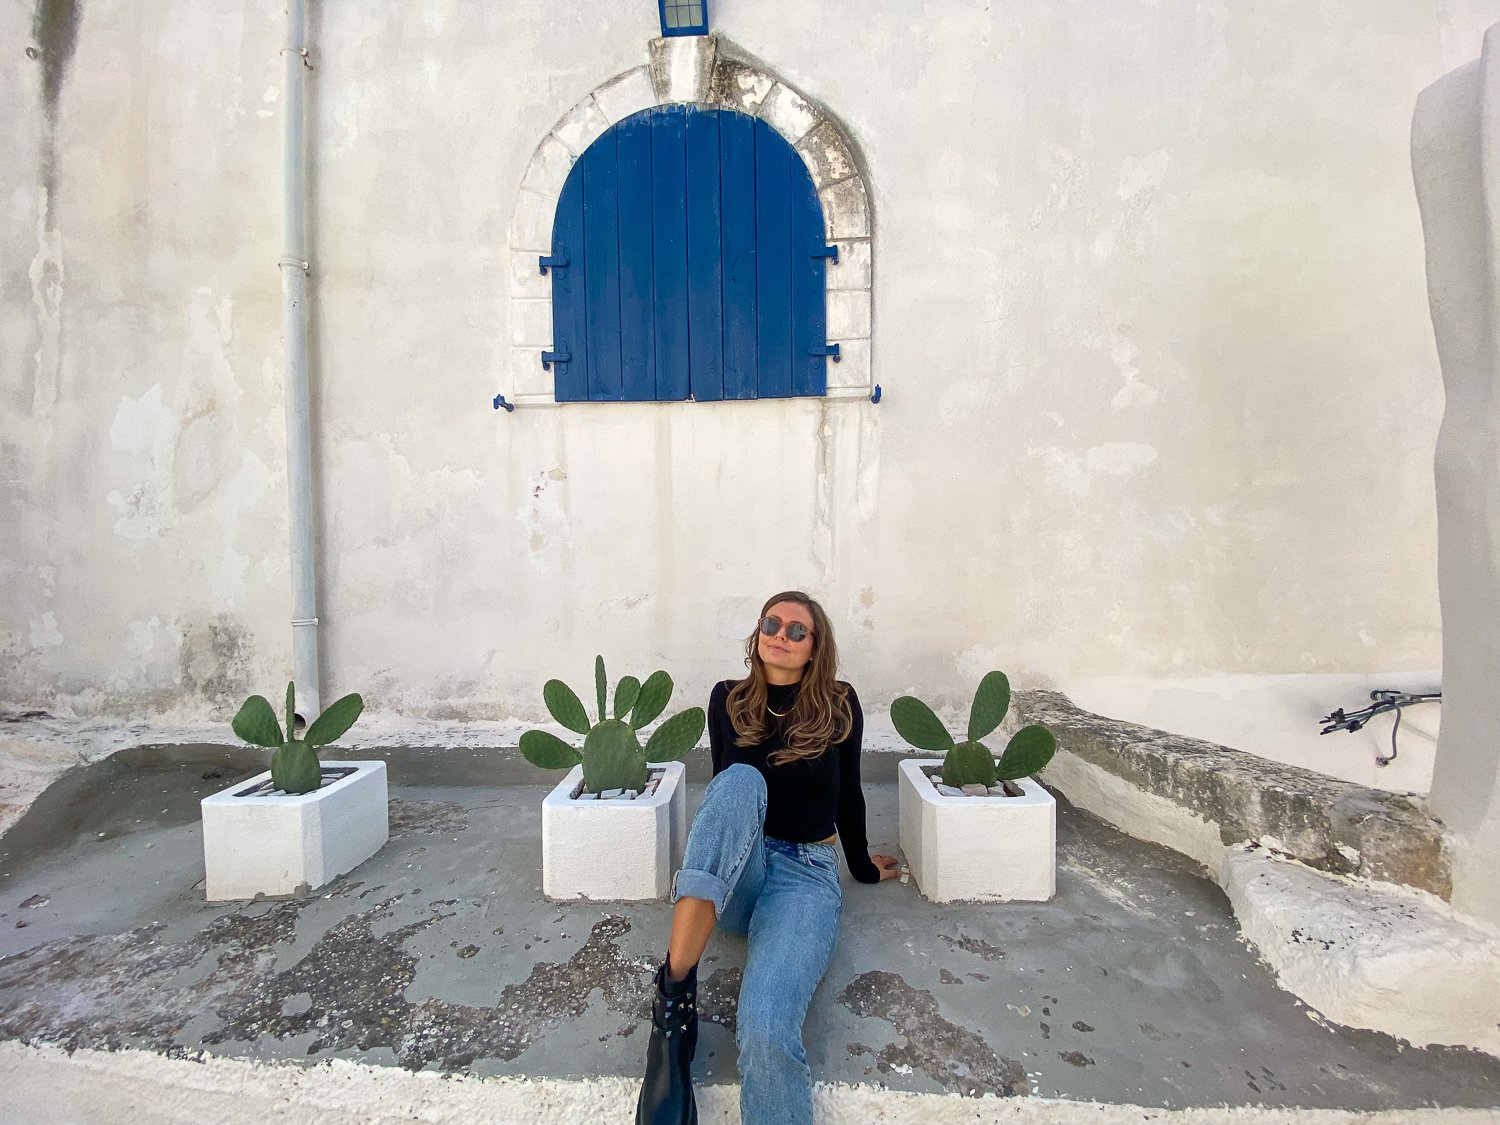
[
  {"left": 658, "top": 0, "right": 709, "bottom": 37},
  {"left": 545, "top": 104, "right": 837, "bottom": 402}
]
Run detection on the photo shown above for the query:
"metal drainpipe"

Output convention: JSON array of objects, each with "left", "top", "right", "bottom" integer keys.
[{"left": 279, "top": 0, "right": 320, "bottom": 722}]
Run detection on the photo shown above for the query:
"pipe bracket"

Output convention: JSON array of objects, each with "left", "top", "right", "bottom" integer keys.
[{"left": 291, "top": 617, "right": 320, "bottom": 628}]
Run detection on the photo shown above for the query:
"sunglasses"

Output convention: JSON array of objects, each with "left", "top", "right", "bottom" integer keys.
[{"left": 759, "top": 615, "right": 813, "bottom": 643}]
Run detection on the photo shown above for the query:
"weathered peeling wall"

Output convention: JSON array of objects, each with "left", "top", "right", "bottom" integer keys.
[
  {"left": 3, "top": 0, "right": 295, "bottom": 717},
  {"left": 3, "top": 1, "right": 1496, "bottom": 727}
]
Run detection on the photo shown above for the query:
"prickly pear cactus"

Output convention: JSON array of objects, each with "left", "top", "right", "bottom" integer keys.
[
  {"left": 231, "top": 680, "right": 365, "bottom": 796},
  {"left": 891, "top": 670, "right": 1055, "bottom": 791},
  {"left": 520, "top": 656, "right": 706, "bottom": 795}
]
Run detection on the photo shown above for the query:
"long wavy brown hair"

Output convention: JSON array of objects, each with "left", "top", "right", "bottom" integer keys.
[{"left": 726, "top": 590, "right": 853, "bottom": 766}]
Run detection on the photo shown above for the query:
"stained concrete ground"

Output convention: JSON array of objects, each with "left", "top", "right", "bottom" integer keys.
[{"left": 0, "top": 745, "right": 1497, "bottom": 1117}]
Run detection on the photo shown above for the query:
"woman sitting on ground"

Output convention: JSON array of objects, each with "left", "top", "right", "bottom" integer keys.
[{"left": 636, "top": 590, "right": 902, "bottom": 1125}]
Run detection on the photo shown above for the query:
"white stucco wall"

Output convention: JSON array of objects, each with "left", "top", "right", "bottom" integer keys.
[
  {"left": 4, "top": 1, "right": 1497, "bottom": 731},
  {"left": 1412, "top": 24, "right": 1500, "bottom": 925}
]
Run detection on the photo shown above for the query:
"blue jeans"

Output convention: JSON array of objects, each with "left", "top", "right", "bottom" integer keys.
[{"left": 671, "top": 764, "right": 842, "bottom": 1125}]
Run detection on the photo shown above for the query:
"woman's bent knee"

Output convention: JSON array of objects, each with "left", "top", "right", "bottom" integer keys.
[
  {"left": 699, "top": 764, "right": 767, "bottom": 817},
  {"left": 713, "top": 763, "right": 766, "bottom": 796}
]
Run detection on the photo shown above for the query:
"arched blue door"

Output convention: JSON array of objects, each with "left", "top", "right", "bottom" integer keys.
[{"left": 545, "top": 105, "right": 836, "bottom": 402}]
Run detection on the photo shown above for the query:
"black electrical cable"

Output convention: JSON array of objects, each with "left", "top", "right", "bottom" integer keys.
[
  {"left": 1318, "top": 689, "right": 1441, "bottom": 768},
  {"left": 1380, "top": 704, "right": 1404, "bottom": 767}
]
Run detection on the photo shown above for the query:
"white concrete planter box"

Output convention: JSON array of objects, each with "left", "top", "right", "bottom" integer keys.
[
  {"left": 541, "top": 761, "right": 687, "bottom": 902},
  {"left": 897, "top": 759, "right": 1056, "bottom": 903},
  {"left": 201, "top": 761, "right": 389, "bottom": 901}
]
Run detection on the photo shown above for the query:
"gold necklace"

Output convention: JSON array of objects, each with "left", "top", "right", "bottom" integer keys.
[{"left": 767, "top": 702, "right": 790, "bottom": 718}]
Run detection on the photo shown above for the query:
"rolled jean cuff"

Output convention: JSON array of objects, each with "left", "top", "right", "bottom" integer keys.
[{"left": 671, "top": 866, "right": 730, "bottom": 914}]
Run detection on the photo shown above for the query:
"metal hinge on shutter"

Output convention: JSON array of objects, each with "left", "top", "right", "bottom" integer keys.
[
  {"left": 539, "top": 255, "right": 571, "bottom": 373},
  {"left": 811, "top": 247, "right": 841, "bottom": 363}
]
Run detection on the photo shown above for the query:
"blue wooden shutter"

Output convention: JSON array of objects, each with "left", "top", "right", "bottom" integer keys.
[
  {"left": 582, "top": 129, "right": 621, "bottom": 401},
  {"left": 549, "top": 157, "right": 587, "bottom": 402},
  {"left": 685, "top": 110, "right": 724, "bottom": 400},
  {"left": 547, "top": 105, "right": 831, "bottom": 402},
  {"left": 719, "top": 110, "right": 759, "bottom": 400},
  {"left": 652, "top": 108, "right": 691, "bottom": 400}
]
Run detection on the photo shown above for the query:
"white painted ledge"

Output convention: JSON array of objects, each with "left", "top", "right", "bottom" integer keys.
[
  {"left": 1222, "top": 845, "right": 1500, "bottom": 1059},
  {"left": 8, "top": 1042, "right": 1490, "bottom": 1124},
  {"left": 1040, "top": 742, "right": 1500, "bottom": 1060}
]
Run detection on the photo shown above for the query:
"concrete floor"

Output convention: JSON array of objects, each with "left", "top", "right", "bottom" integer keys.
[{"left": 0, "top": 746, "right": 1497, "bottom": 1114}]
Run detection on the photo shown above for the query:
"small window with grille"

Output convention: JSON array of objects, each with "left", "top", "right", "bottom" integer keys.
[{"left": 658, "top": 0, "right": 708, "bottom": 37}]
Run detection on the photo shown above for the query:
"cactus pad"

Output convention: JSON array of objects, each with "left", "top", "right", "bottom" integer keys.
[
  {"left": 995, "top": 724, "right": 1057, "bottom": 780},
  {"left": 941, "top": 739, "right": 998, "bottom": 788},
  {"left": 967, "top": 671, "right": 1011, "bottom": 742},
  {"left": 582, "top": 719, "right": 648, "bottom": 794},
  {"left": 644, "top": 707, "right": 706, "bottom": 762},
  {"left": 232, "top": 695, "right": 284, "bottom": 749},
  {"left": 271, "top": 740, "right": 322, "bottom": 795},
  {"left": 630, "top": 670, "right": 673, "bottom": 729},
  {"left": 521, "top": 729, "right": 583, "bottom": 769},
  {"left": 305, "top": 693, "right": 364, "bottom": 747},
  {"left": 545, "top": 679, "right": 590, "bottom": 735},
  {"left": 614, "top": 676, "right": 641, "bottom": 720},
  {"left": 890, "top": 696, "right": 955, "bottom": 750}
]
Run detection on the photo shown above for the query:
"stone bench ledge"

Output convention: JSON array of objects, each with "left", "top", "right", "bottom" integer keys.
[{"left": 1014, "top": 689, "right": 1450, "bottom": 899}]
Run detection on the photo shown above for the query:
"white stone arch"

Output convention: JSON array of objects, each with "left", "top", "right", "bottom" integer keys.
[{"left": 506, "top": 36, "right": 873, "bottom": 405}]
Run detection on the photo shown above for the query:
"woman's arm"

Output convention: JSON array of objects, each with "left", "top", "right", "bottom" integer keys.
[
  {"left": 708, "top": 680, "right": 730, "bottom": 776},
  {"left": 834, "top": 686, "right": 885, "bottom": 884}
]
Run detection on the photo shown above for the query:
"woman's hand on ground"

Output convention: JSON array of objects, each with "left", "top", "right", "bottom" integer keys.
[{"left": 870, "top": 853, "right": 903, "bottom": 882}]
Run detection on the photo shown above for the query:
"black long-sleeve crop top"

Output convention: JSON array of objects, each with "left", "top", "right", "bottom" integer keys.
[{"left": 707, "top": 678, "right": 882, "bottom": 884}]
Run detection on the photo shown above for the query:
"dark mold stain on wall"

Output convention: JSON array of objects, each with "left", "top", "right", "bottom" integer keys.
[
  {"left": 33, "top": 0, "right": 82, "bottom": 126},
  {"left": 31, "top": 0, "right": 82, "bottom": 204},
  {"left": 178, "top": 614, "right": 256, "bottom": 713}
]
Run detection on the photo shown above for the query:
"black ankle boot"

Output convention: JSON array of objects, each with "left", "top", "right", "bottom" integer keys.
[{"left": 635, "top": 961, "right": 698, "bottom": 1125}]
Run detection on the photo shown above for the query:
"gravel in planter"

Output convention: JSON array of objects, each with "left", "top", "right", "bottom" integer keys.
[
  {"left": 569, "top": 768, "right": 667, "bottom": 801},
  {"left": 919, "top": 765, "right": 1023, "bottom": 799}
]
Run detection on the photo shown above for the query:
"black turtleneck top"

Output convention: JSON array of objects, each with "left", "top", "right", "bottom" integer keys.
[{"left": 707, "top": 679, "right": 881, "bottom": 884}]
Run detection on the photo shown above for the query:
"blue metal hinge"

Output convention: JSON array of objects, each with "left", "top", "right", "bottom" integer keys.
[
  {"left": 812, "top": 245, "right": 839, "bottom": 263},
  {"left": 809, "top": 343, "right": 841, "bottom": 362},
  {"left": 493, "top": 394, "right": 515, "bottom": 412},
  {"left": 538, "top": 255, "right": 569, "bottom": 275},
  {"left": 541, "top": 350, "right": 571, "bottom": 371}
]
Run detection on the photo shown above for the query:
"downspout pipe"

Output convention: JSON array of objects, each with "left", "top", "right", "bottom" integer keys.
[{"left": 279, "top": 0, "right": 320, "bottom": 722}]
